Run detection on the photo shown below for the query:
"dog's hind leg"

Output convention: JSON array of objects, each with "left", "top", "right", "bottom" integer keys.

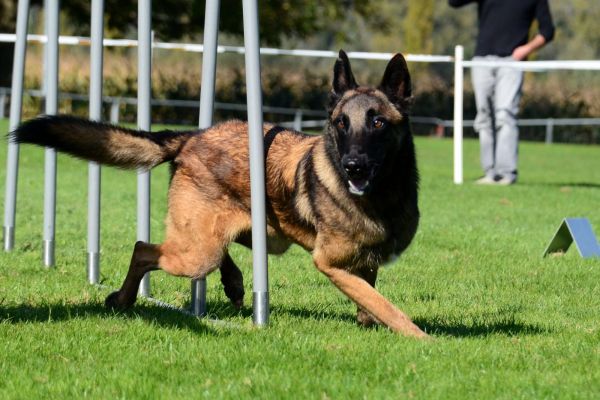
[
  {"left": 105, "top": 170, "right": 250, "bottom": 311},
  {"left": 220, "top": 251, "right": 245, "bottom": 309},
  {"left": 105, "top": 241, "right": 160, "bottom": 310},
  {"left": 105, "top": 238, "right": 225, "bottom": 310}
]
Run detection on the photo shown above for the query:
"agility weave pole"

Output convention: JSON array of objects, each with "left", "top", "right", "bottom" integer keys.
[
  {"left": 87, "top": 0, "right": 103, "bottom": 284},
  {"left": 2, "top": 0, "right": 270, "bottom": 326},
  {"left": 242, "top": 0, "right": 269, "bottom": 325},
  {"left": 190, "top": 0, "right": 221, "bottom": 318},
  {"left": 3, "top": 0, "right": 29, "bottom": 252},
  {"left": 137, "top": 0, "right": 152, "bottom": 297}
]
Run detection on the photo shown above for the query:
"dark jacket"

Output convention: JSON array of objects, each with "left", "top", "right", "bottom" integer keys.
[{"left": 449, "top": 0, "right": 555, "bottom": 57}]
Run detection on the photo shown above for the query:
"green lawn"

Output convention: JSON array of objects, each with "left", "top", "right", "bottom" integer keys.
[{"left": 1, "top": 117, "right": 599, "bottom": 399}]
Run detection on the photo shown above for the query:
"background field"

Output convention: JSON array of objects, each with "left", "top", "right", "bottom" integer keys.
[{"left": 0, "top": 117, "right": 599, "bottom": 398}]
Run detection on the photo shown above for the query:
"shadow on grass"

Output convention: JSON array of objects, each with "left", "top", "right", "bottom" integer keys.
[
  {"left": 272, "top": 304, "right": 357, "bottom": 324},
  {"left": 417, "top": 318, "right": 551, "bottom": 337},
  {"left": 274, "top": 306, "right": 550, "bottom": 337},
  {"left": 0, "top": 300, "right": 246, "bottom": 336},
  {"left": 0, "top": 299, "right": 551, "bottom": 338},
  {"left": 527, "top": 181, "right": 600, "bottom": 189}
]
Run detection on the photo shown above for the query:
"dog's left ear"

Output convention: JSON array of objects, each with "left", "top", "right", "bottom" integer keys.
[{"left": 379, "top": 53, "right": 412, "bottom": 107}]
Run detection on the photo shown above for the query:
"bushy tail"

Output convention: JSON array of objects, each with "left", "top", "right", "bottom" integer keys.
[{"left": 11, "top": 115, "right": 197, "bottom": 169}]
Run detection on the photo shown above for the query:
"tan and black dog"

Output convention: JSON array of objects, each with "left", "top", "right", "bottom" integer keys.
[{"left": 13, "top": 50, "right": 427, "bottom": 338}]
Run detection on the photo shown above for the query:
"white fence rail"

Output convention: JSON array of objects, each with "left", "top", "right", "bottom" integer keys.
[{"left": 0, "top": 33, "right": 453, "bottom": 63}]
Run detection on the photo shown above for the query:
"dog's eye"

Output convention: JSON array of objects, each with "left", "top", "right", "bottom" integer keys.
[
  {"left": 372, "top": 117, "right": 386, "bottom": 130},
  {"left": 335, "top": 118, "right": 345, "bottom": 130}
]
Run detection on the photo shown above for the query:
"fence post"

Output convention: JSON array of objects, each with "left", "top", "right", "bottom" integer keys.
[
  {"left": 42, "top": 0, "right": 59, "bottom": 267},
  {"left": 242, "top": 0, "right": 269, "bottom": 326},
  {"left": 0, "top": 91, "right": 6, "bottom": 119},
  {"left": 453, "top": 45, "right": 464, "bottom": 185},
  {"left": 109, "top": 99, "right": 120, "bottom": 124},
  {"left": 545, "top": 118, "right": 554, "bottom": 144},
  {"left": 87, "top": 0, "right": 104, "bottom": 284},
  {"left": 3, "top": 0, "right": 30, "bottom": 251},
  {"left": 293, "top": 110, "right": 303, "bottom": 131},
  {"left": 137, "top": 0, "right": 152, "bottom": 297}
]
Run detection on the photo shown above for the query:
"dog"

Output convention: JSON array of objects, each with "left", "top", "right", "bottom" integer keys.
[{"left": 12, "top": 50, "right": 427, "bottom": 338}]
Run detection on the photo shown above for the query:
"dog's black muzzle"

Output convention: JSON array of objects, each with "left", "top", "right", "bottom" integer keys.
[{"left": 341, "top": 153, "right": 372, "bottom": 196}]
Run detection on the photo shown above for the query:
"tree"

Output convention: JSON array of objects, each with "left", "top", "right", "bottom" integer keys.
[
  {"left": 0, "top": 0, "right": 16, "bottom": 86},
  {"left": 402, "top": 0, "right": 434, "bottom": 55},
  {"left": 46, "top": 0, "right": 389, "bottom": 44}
]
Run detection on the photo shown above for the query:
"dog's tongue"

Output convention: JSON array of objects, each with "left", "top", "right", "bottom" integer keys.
[{"left": 348, "top": 179, "right": 369, "bottom": 196}]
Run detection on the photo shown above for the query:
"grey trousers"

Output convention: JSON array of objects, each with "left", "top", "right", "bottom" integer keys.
[{"left": 471, "top": 55, "right": 524, "bottom": 181}]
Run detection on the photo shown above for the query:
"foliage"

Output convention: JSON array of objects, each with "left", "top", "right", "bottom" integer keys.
[
  {"left": 402, "top": 0, "right": 434, "bottom": 55},
  {"left": 1, "top": 117, "right": 599, "bottom": 398},
  {"left": 0, "top": 0, "right": 16, "bottom": 87},
  {"left": 17, "top": 0, "right": 391, "bottom": 45}
]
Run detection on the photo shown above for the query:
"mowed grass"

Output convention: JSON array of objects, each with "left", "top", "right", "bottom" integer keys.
[{"left": 0, "top": 117, "right": 599, "bottom": 399}]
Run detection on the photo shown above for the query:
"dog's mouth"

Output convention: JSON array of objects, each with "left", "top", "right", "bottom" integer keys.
[
  {"left": 341, "top": 156, "right": 379, "bottom": 197},
  {"left": 347, "top": 178, "right": 370, "bottom": 196}
]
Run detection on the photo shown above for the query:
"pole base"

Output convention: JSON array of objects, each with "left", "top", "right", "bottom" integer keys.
[
  {"left": 87, "top": 252, "right": 100, "bottom": 284},
  {"left": 43, "top": 239, "right": 55, "bottom": 267},
  {"left": 139, "top": 272, "right": 150, "bottom": 297},
  {"left": 190, "top": 278, "right": 207, "bottom": 317},
  {"left": 3, "top": 226, "right": 14, "bottom": 251},
  {"left": 252, "top": 291, "right": 269, "bottom": 326}
]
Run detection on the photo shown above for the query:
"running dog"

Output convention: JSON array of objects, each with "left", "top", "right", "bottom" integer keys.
[{"left": 13, "top": 50, "right": 427, "bottom": 337}]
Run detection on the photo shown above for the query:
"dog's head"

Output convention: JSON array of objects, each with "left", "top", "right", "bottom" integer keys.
[{"left": 325, "top": 50, "right": 413, "bottom": 196}]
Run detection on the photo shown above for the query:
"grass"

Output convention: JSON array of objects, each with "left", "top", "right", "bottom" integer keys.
[{"left": 0, "top": 117, "right": 599, "bottom": 399}]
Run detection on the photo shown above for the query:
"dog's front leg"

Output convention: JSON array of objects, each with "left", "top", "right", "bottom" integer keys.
[
  {"left": 313, "top": 252, "right": 427, "bottom": 338},
  {"left": 355, "top": 267, "right": 379, "bottom": 327}
]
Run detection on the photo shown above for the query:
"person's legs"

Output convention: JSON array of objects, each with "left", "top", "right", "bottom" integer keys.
[
  {"left": 494, "top": 57, "right": 523, "bottom": 183},
  {"left": 471, "top": 56, "right": 497, "bottom": 180}
]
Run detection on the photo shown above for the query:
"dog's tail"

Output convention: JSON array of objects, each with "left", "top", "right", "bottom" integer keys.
[{"left": 11, "top": 115, "right": 197, "bottom": 169}]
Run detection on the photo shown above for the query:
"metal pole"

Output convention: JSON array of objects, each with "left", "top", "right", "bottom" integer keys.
[
  {"left": 453, "top": 45, "right": 464, "bottom": 185},
  {"left": 137, "top": 0, "right": 152, "bottom": 296},
  {"left": 242, "top": 0, "right": 269, "bottom": 326},
  {"left": 3, "top": 0, "right": 30, "bottom": 251},
  {"left": 191, "top": 0, "right": 221, "bottom": 317},
  {"left": 198, "top": 0, "right": 219, "bottom": 129},
  {"left": 42, "top": 0, "right": 48, "bottom": 98},
  {"left": 190, "top": 278, "right": 207, "bottom": 316},
  {"left": 87, "top": 0, "right": 104, "bottom": 284},
  {"left": 43, "top": 0, "right": 59, "bottom": 267}
]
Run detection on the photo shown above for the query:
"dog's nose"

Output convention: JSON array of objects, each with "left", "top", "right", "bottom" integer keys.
[{"left": 342, "top": 158, "right": 366, "bottom": 178}]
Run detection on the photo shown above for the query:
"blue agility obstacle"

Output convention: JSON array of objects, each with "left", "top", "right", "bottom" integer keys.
[{"left": 544, "top": 218, "right": 600, "bottom": 258}]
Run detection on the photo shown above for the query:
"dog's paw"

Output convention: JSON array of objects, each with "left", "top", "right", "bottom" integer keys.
[
  {"left": 223, "top": 284, "right": 245, "bottom": 310},
  {"left": 356, "top": 308, "right": 379, "bottom": 328},
  {"left": 105, "top": 290, "right": 134, "bottom": 311}
]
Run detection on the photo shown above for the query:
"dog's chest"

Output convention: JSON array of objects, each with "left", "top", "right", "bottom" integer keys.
[{"left": 317, "top": 206, "right": 418, "bottom": 271}]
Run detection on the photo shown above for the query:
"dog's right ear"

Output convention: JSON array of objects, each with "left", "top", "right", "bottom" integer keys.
[{"left": 329, "top": 50, "right": 358, "bottom": 113}]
